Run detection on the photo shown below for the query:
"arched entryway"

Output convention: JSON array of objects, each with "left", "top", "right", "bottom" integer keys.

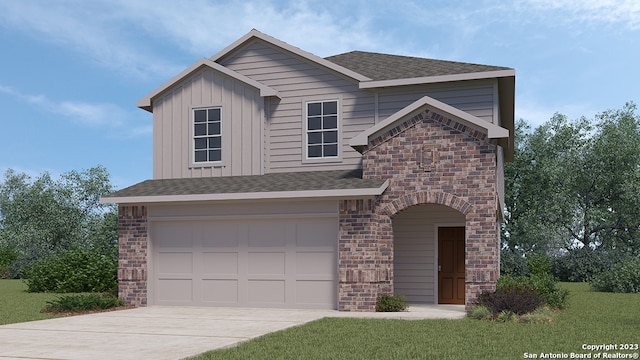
[{"left": 392, "top": 203, "right": 466, "bottom": 305}]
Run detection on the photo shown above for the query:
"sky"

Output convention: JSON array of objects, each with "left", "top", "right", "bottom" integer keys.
[{"left": 0, "top": 0, "right": 638, "bottom": 189}]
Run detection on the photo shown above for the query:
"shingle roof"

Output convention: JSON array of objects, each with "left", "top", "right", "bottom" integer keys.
[
  {"left": 325, "top": 51, "right": 512, "bottom": 81},
  {"left": 104, "top": 169, "right": 385, "bottom": 199}
]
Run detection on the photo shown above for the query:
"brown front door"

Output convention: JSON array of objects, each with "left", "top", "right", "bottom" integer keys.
[{"left": 438, "top": 227, "right": 465, "bottom": 304}]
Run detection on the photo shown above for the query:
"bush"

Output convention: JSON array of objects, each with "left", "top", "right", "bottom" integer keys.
[
  {"left": 590, "top": 256, "right": 640, "bottom": 293},
  {"left": 475, "top": 285, "right": 544, "bottom": 316},
  {"left": 0, "top": 245, "right": 18, "bottom": 279},
  {"left": 526, "top": 252, "right": 551, "bottom": 277},
  {"left": 498, "top": 274, "right": 569, "bottom": 309},
  {"left": 376, "top": 293, "right": 408, "bottom": 312},
  {"left": 467, "top": 305, "right": 492, "bottom": 320},
  {"left": 500, "top": 248, "right": 529, "bottom": 277},
  {"left": 24, "top": 247, "right": 117, "bottom": 294},
  {"left": 43, "top": 293, "right": 124, "bottom": 313},
  {"left": 552, "top": 248, "right": 621, "bottom": 282}
]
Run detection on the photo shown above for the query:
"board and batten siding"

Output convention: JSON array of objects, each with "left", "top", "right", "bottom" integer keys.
[
  {"left": 393, "top": 204, "right": 465, "bottom": 303},
  {"left": 219, "top": 39, "right": 375, "bottom": 173},
  {"left": 152, "top": 67, "right": 263, "bottom": 179}
]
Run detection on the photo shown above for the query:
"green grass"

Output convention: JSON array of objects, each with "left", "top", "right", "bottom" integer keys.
[
  {"left": 0, "top": 279, "right": 62, "bottom": 325},
  {"left": 191, "top": 283, "right": 640, "bottom": 360}
]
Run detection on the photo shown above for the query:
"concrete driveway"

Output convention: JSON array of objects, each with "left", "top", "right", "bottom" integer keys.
[{"left": 0, "top": 305, "right": 464, "bottom": 360}]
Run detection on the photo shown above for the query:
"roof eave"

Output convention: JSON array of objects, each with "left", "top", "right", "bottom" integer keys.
[
  {"left": 137, "top": 58, "right": 280, "bottom": 112},
  {"left": 359, "top": 69, "right": 515, "bottom": 89},
  {"left": 100, "top": 180, "right": 390, "bottom": 204},
  {"left": 211, "top": 29, "right": 372, "bottom": 82},
  {"left": 350, "top": 95, "right": 509, "bottom": 148}
]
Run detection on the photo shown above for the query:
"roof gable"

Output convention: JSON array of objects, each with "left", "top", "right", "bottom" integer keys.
[
  {"left": 211, "top": 29, "right": 371, "bottom": 82},
  {"left": 350, "top": 95, "right": 509, "bottom": 150},
  {"left": 137, "top": 58, "right": 279, "bottom": 112}
]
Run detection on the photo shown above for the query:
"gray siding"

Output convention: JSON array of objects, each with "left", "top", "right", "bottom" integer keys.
[
  {"left": 393, "top": 204, "right": 465, "bottom": 303},
  {"left": 153, "top": 68, "right": 263, "bottom": 179},
  {"left": 220, "top": 40, "right": 374, "bottom": 173},
  {"left": 377, "top": 79, "right": 497, "bottom": 124}
]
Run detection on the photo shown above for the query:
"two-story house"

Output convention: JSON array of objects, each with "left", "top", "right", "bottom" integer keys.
[{"left": 102, "top": 29, "right": 515, "bottom": 312}]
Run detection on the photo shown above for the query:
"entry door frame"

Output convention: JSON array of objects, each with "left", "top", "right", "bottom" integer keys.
[{"left": 434, "top": 223, "right": 465, "bottom": 305}]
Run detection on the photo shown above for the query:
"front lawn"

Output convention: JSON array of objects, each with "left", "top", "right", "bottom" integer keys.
[
  {"left": 192, "top": 283, "right": 640, "bottom": 359},
  {"left": 0, "top": 280, "right": 61, "bottom": 325}
]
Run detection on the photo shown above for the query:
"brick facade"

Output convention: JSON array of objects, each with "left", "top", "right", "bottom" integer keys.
[
  {"left": 118, "top": 205, "right": 148, "bottom": 306},
  {"left": 338, "top": 107, "right": 501, "bottom": 311}
]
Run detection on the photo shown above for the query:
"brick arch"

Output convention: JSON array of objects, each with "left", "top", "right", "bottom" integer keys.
[{"left": 380, "top": 191, "right": 473, "bottom": 218}]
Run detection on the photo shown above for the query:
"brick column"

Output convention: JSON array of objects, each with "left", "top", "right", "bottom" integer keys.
[
  {"left": 118, "top": 205, "right": 148, "bottom": 306},
  {"left": 338, "top": 199, "right": 392, "bottom": 311}
]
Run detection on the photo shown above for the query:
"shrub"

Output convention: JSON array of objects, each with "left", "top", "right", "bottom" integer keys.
[
  {"left": 43, "top": 293, "right": 124, "bottom": 313},
  {"left": 0, "top": 245, "right": 18, "bottom": 279},
  {"left": 475, "top": 285, "right": 544, "bottom": 316},
  {"left": 552, "top": 248, "right": 620, "bottom": 282},
  {"left": 518, "top": 305, "right": 554, "bottom": 324},
  {"left": 497, "top": 274, "right": 569, "bottom": 310},
  {"left": 376, "top": 293, "right": 408, "bottom": 312},
  {"left": 526, "top": 252, "right": 551, "bottom": 277},
  {"left": 24, "top": 247, "right": 117, "bottom": 294},
  {"left": 590, "top": 256, "right": 640, "bottom": 293},
  {"left": 467, "top": 305, "right": 492, "bottom": 320},
  {"left": 500, "top": 248, "right": 529, "bottom": 277}
]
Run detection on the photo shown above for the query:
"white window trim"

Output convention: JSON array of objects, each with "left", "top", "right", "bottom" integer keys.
[
  {"left": 302, "top": 97, "right": 343, "bottom": 164},
  {"left": 190, "top": 105, "right": 223, "bottom": 167}
]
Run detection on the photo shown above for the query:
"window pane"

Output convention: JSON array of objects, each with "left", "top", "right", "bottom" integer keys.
[
  {"left": 194, "top": 109, "right": 206, "bottom": 123},
  {"left": 208, "top": 108, "right": 221, "bottom": 121},
  {"left": 208, "top": 122, "right": 221, "bottom": 135},
  {"left": 308, "top": 132, "right": 322, "bottom": 144},
  {"left": 209, "top": 136, "right": 221, "bottom": 149},
  {"left": 308, "top": 117, "right": 321, "bottom": 130},
  {"left": 324, "top": 144, "right": 338, "bottom": 157},
  {"left": 194, "top": 124, "right": 206, "bottom": 136},
  {"left": 209, "top": 149, "right": 221, "bottom": 162},
  {"left": 308, "top": 102, "right": 321, "bottom": 116},
  {"left": 308, "top": 145, "right": 322, "bottom": 158},
  {"left": 195, "top": 138, "right": 207, "bottom": 150},
  {"left": 195, "top": 150, "right": 207, "bottom": 162},
  {"left": 324, "top": 131, "right": 338, "bottom": 143},
  {"left": 323, "top": 116, "right": 337, "bottom": 130},
  {"left": 323, "top": 101, "right": 337, "bottom": 115}
]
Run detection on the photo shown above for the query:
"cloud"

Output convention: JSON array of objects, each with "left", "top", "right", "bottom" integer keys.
[
  {"left": 522, "top": 0, "right": 640, "bottom": 30},
  {"left": 0, "top": 84, "right": 150, "bottom": 137}
]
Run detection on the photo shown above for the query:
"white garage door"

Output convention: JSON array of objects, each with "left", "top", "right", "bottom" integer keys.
[{"left": 150, "top": 217, "right": 337, "bottom": 309}]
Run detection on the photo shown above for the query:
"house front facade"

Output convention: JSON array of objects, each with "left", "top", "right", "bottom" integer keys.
[{"left": 102, "top": 29, "right": 515, "bottom": 311}]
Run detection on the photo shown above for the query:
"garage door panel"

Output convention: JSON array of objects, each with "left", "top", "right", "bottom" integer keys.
[
  {"left": 157, "top": 279, "right": 193, "bottom": 302},
  {"left": 296, "top": 252, "right": 335, "bottom": 276},
  {"left": 202, "top": 222, "right": 239, "bottom": 248},
  {"left": 296, "top": 220, "right": 338, "bottom": 247},
  {"left": 157, "top": 252, "right": 193, "bottom": 274},
  {"left": 296, "top": 281, "right": 335, "bottom": 306},
  {"left": 248, "top": 252, "right": 285, "bottom": 275},
  {"left": 202, "top": 252, "right": 238, "bottom": 275},
  {"left": 248, "top": 280, "right": 285, "bottom": 304},
  {"left": 202, "top": 280, "right": 238, "bottom": 303},
  {"left": 248, "top": 222, "right": 286, "bottom": 247},
  {"left": 155, "top": 222, "right": 194, "bottom": 248}
]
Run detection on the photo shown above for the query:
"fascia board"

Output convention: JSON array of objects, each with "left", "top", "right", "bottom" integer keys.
[
  {"left": 100, "top": 180, "right": 390, "bottom": 204},
  {"left": 211, "top": 29, "right": 372, "bottom": 82},
  {"left": 350, "top": 95, "right": 509, "bottom": 147},
  {"left": 137, "top": 58, "right": 279, "bottom": 111},
  {"left": 359, "top": 69, "right": 516, "bottom": 89}
]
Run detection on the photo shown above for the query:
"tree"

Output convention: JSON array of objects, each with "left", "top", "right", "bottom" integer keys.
[
  {"left": 0, "top": 166, "right": 117, "bottom": 276},
  {"left": 503, "top": 103, "right": 640, "bottom": 257}
]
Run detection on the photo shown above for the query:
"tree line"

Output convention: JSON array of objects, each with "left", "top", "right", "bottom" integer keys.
[{"left": 502, "top": 102, "right": 640, "bottom": 285}]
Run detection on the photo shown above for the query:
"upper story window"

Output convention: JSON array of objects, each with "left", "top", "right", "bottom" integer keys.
[
  {"left": 306, "top": 100, "right": 338, "bottom": 159},
  {"left": 193, "top": 107, "right": 222, "bottom": 163}
]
